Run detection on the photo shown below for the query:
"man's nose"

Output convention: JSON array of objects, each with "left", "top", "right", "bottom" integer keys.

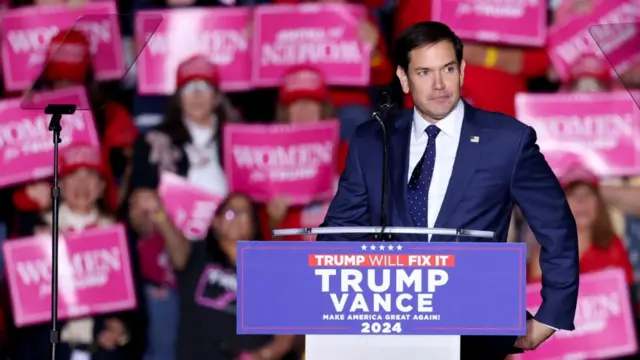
[{"left": 432, "top": 74, "right": 445, "bottom": 90}]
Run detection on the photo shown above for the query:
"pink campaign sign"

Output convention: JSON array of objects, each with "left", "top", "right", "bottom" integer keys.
[
  {"left": 0, "top": 86, "right": 99, "bottom": 188},
  {"left": 252, "top": 3, "right": 370, "bottom": 87},
  {"left": 515, "top": 91, "right": 640, "bottom": 177},
  {"left": 158, "top": 172, "right": 223, "bottom": 241},
  {"left": 432, "top": 0, "right": 547, "bottom": 46},
  {"left": 547, "top": 0, "right": 640, "bottom": 83},
  {"left": 1, "top": 224, "right": 137, "bottom": 327},
  {"left": 0, "top": 0, "right": 126, "bottom": 92},
  {"left": 135, "top": 8, "right": 251, "bottom": 94},
  {"left": 224, "top": 120, "right": 339, "bottom": 204},
  {"left": 519, "top": 268, "right": 637, "bottom": 359}
]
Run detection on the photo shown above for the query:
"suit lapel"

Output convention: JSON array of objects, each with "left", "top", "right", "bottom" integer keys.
[
  {"left": 388, "top": 110, "right": 417, "bottom": 235},
  {"left": 433, "top": 102, "right": 485, "bottom": 240}
]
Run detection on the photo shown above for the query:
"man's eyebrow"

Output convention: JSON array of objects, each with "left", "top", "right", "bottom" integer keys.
[{"left": 414, "top": 61, "right": 457, "bottom": 72}]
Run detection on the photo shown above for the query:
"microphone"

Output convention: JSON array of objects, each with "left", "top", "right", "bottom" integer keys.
[{"left": 372, "top": 91, "right": 394, "bottom": 241}]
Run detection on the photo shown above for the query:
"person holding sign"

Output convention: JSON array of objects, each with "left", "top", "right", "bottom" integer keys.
[
  {"left": 319, "top": 21, "right": 579, "bottom": 359},
  {"left": 12, "top": 28, "right": 138, "bottom": 213},
  {"left": 528, "top": 166, "right": 635, "bottom": 286},
  {"left": 129, "top": 191, "right": 298, "bottom": 360},
  {"left": 262, "top": 66, "right": 349, "bottom": 241},
  {"left": 128, "top": 54, "right": 241, "bottom": 360},
  {"left": 10, "top": 144, "right": 130, "bottom": 360}
]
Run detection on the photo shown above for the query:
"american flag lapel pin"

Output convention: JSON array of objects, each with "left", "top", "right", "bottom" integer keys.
[{"left": 470, "top": 136, "right": 480, "bottom": 143}]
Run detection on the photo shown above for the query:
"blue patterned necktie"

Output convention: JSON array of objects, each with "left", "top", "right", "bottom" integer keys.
[{"left": 407, "top": 125, "right": 441, "bottom": 227}]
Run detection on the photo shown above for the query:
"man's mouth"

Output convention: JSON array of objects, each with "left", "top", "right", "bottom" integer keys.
[{"left": 431, "top": 95, "right": 450, "bottom": 101}]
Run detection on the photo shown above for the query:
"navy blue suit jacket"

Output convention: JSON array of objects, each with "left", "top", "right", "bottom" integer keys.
[{"left": 319, "top": 102, "right": 579, "bottom": 331}]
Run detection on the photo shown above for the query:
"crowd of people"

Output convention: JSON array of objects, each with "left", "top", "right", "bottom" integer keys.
[{"left": 0, "top": 0, "right": 638, "bottom": 359}]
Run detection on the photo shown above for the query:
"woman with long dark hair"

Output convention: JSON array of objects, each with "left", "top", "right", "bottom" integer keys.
[
  {"left": 127, "top": 54, "right": 241, "bottom": 360},
  {"left": 128, "top": 191, "right": 297, "bottom": 360}
]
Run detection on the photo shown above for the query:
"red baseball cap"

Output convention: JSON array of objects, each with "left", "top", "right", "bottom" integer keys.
[
  {"left": 279, "top": 66, "right": 329, "bottom": 106},
  {"left": 558, "top": 165, "right": 600, "bottom": 189},
  {"left": 43, "top": 29, "right": 91, "bottom": 84},
  {"left": 60, "top": 144, "right": 105, "bottom": 178},
  {"left": 568, "top": 55, "right": 611, "bottom": 86},
  {"left": 176, "top": 55, "right": 220, "bottom": 90}
]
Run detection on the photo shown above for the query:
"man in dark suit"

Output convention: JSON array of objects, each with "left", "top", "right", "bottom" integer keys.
[{"left": 319, "top": 21, "right": 579, "bottom": 359}]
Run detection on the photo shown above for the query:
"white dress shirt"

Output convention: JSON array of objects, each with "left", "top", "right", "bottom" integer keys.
[
  {"left": 184, "top": 117, "right": 228, "bottom": 197},
  {"left": 408, "top": 100, "right": 558, "bottom": 332},
  {"left": 408, "top": 100, "right": 464, "bottom": 234}
]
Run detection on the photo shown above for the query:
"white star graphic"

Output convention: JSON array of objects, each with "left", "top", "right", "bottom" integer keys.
[
  {"left": 361, "top": 244, "right": 368, "bottom": 250},
  {"left": 387, "top": 245, "right": 394, "bottom": 250},
  {"left": 378, "top": 245, "right": 385, "bottom": 251},
  {"left": 370, "top": 244, "right": 376, "bottom": 250},
  {"left": 397, "top": 245, "right": 403, "bottom": 250}
]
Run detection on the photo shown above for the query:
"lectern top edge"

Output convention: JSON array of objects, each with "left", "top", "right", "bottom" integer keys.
[{"left": 272, "top": 226, "right": 495, "bottom": 239}]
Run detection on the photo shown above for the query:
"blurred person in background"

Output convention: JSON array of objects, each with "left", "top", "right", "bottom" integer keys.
[
  {"left": 393, "top": 0, "right": 549, "bottom": 115},
  {"left": 13, "top": 29, "right": 138, "bottom": 215},
  {"left": 128, "top": 191, "right": 298, "bottom": 360},
  {"left": 560, "top": 55, "right": 613, "bottom": 93},
  {"left": 8, "top": 145, "right": 130, "bottom": 360},
  {"left": 130, "top": 0, "right": 273, "bottom": 130},
  {"left": 261, "top": 66, "right": 349, "bottom": 240},
  {"left": 127, "top": 54, "right": 241, "bottom": 360},
  {"left": 527, "top": 166, "right": 635, "bottom": 285},
  {"left": 526, "top": 167, "right": 640, "bottom": 360},
  {"left": 273, "top": 0, "right": 394, "bottom": 141}
]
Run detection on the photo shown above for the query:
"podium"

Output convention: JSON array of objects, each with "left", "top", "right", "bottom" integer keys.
[{"left": 237, "top": 226, "right": 527, "bottom": 360}]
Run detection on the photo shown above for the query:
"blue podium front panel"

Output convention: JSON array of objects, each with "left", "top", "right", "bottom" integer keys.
[{"left": 237, "top": 241, "right": 526, "bottom": 336}]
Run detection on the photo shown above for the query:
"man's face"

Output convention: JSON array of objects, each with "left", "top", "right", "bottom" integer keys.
[{"left": 396, "top": 41, "right": 465, "bottom": 121}]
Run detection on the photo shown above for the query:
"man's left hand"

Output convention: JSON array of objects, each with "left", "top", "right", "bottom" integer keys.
[{"left": 514, "top": 318, "right": 555, "bottom": 350}]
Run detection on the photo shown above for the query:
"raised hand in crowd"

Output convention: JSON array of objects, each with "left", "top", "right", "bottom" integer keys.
[
  {"left": 266, "top": 195, "right": 291, "bottom": 229},
  {"left": 463, "top": 42, "right": 524, "bottom": 75},
  {"left": 358, "top": 19, "right": 380, "bottom": 50},
  {"left": 65, "top": 0, "right": 87, "bottom": 8},
  {"left": 96, "top": 318, "right": 128, "bottom": 350},
  {"left": 555, "top": 0, "right": 596, "bottom": 22},
  {"left": 25, "top": 181, "right": 52, "bottom": 210},
  {"left": 165, "top": 0, "right": 197, "bottom": 6},
  {"left": 33, "top": 224, "right": 52, "bottom": 236},
  {"left": 128, "top": 189, "right": 164, "bottom": 237}
]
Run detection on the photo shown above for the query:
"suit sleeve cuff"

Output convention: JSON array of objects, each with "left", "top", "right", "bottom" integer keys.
[{"left": 541, "top": 322, "right": 558, "bottom": 331}]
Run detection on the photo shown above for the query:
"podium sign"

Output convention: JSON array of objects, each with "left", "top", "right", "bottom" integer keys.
[{"left": 237, "top": 241, "right": 527, "bottom": 335}]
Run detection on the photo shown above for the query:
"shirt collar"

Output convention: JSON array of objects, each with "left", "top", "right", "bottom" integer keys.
[{"left": 412, "top": 99, "right": 465, "bottom": 139}]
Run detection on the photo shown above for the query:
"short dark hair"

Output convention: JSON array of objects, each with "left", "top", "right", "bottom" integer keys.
[{"left": 394, "top": 21, "right": 464, "bottom": 71}]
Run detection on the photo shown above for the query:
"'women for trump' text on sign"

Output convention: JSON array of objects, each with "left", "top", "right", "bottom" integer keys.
[
  {"left": 135, "top": 7, "right": 251, "bottom": 94},
  {"left": 2, "top": 224, "right": 137, "bottom": 327},
  {"left": 224, "top": 120, "right": 339, "bottom": 204},
  {"left": 432, "top": 0, "right": 547, "bottom": 46},
  {"left": 0, "top": 0, "right": 125, "bottom": 91},
  {"left": 520, "top": 268, "right": 637, "bottom": 359},
  {"left": 515, "top": 91, "right": 640, "bottom": 177},
  {"left": 0, "top": 86, "right": 98, "bottom": 188},
  {"left": 251, "top": 3, "right": 370, "bottom": 87}
]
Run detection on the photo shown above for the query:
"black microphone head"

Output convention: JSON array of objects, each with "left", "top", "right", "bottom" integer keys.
[{"left": 378, "top": 91, "right": 393, "bottom": 109}]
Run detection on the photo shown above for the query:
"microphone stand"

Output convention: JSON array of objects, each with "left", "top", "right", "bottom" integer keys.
[
  {"left": 372, "top": 98, "right": 393, "bottom": 241},
  {"left": 45, "top": 103, "right": 76, "bottom": 360}
]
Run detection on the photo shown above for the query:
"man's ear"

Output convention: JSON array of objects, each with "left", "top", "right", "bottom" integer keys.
[
  {"left": 459, "top": 60, "right": 466, "bottom": 87},
  {"left": 396, "top": 66, "right": 409, "bottom": 94}
]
